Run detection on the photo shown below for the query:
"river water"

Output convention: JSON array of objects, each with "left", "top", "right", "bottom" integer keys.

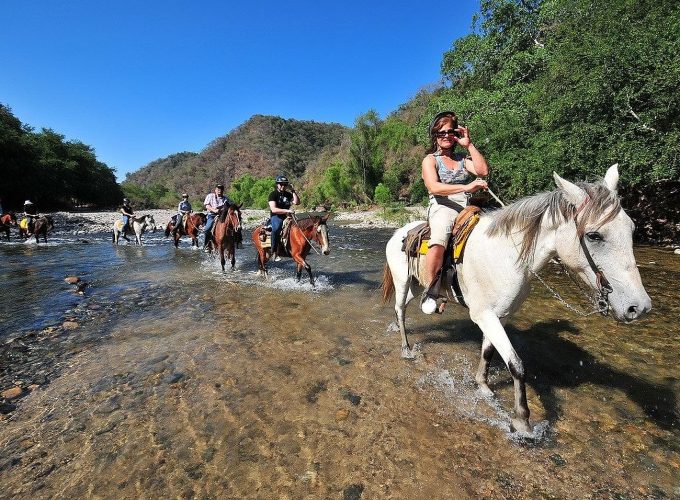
[{"left": 0, "top": 222, "right": 678, "bottom": 498}]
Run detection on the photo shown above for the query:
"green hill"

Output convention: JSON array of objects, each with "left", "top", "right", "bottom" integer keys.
[{"left": 123, "top": 115, "right": 347, "bottom": 205}]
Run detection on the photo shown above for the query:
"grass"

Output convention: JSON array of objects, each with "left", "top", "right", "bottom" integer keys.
[{"left": 378, "top": 203, "right": 413, "bottom": 226}]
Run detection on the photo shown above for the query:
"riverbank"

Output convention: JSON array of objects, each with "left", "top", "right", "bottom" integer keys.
[{"left": 51, "top": 206, "right": 429, "bottom": 234}]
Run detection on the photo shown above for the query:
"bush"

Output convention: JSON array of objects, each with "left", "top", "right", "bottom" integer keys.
[{"left": 374, "top": 183, "right": 393, "bottom": 205}]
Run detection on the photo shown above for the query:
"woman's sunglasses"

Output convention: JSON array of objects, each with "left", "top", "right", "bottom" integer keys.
[{"left": 435, "top": 129, "right": 459, "bottom": 138}]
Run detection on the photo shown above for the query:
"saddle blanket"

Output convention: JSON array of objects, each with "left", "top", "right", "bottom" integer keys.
[{"left": 403, "top": 205, "right": 481, "bottom": 263}]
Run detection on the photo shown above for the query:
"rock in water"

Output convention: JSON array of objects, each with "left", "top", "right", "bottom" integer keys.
[{"left": 64, "top": 276, "right": 80, "bottom": 284}]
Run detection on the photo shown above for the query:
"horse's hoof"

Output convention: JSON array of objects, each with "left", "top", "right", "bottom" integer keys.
[
  {"left": 510, "top": 418, "right": 533, "bottom": 434},
  {"left": 401, "top": 347, "right": 415, "bottom": 360},
  {"left": 477, "top": 384, "right": 494, "bottom": 398}
]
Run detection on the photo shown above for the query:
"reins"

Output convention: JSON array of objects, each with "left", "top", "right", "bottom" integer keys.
[
  {"left": 290, "top": 213, "right": 324, "bottom": 256},
  {"left": 496, "top": 190, "right": 612, "bottom": 317}
]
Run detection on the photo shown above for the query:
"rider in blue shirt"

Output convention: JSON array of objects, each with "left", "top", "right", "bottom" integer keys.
[{"left": 172, "top": 193, "right": 192, "bottom": 236}]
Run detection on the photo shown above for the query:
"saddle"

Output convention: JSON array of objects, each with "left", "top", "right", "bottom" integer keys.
[{"left": 402, "top": 205, "right": 482, "bottom": 264}]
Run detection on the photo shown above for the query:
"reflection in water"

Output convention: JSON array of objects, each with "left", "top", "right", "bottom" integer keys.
[{"left": 0, "top": 228, "right": 678, "bottom": 497}]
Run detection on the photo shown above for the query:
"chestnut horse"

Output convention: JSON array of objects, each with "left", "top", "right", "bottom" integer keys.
[
  {"left": 20, "top": 215, "right": 54, "bottom": 243},
  {"left": 165, "top": 213, "right": 207, "bottom": 248},
  {"left": 252, "top": 212, "right": 330, "bottom": 285},
  {"left": 0, "top": 213, "right": 17, "bottom": 241},
  {"left": 210, "top": 203, "right": 242, "bottom": 271}
]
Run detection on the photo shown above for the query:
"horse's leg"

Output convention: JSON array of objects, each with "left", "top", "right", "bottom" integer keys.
[
  {"left": 475, "top": 334, "right": 497, "bottom": 396},
  {"left": 470, "top": 309, "right": 531, "bottom": 433},
  {"left": 218, "top": 241, "right": 226, "bottom": 272},
  {"left": 393, "top": 270, "right": 416, "bottom": 359},
  {"left": 229, "top": 241, "right": 236, "bottom": 270}
]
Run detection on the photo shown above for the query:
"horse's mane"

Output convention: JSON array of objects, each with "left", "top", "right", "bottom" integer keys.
[
  {"left": 486, "top": 181, "right": 621, "bottom": 262},
  {"left": 218, "top": 204, "right": 240, "bottom": 223},
  {"left": 293, "top": 212, "right": 327, "bottom": 230}
]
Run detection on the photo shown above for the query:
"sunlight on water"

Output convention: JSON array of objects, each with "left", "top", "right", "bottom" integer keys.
[{"left": 0, "top": 227, "right": 678, "bottom": 498}]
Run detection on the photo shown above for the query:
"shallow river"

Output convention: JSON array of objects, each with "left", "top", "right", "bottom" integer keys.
[{"left": 0, "top": 222, "right": 678, "bottom": 498}]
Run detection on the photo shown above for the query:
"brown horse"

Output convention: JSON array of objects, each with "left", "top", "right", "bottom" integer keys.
[
  {"left": 210, "top": 203, "right": 242, "bottom": 271},
  {"left": 20, "top": 215, "right": 54, "bottom": 243},
  {"left": 165, "top": 213, "right": 207, "bottom": 248},
  {"left": 252, "top": 212, "right": 330, "bottom": 285},
  {"left": 0, "top": 213, "right": 17, "bottom": 241}
]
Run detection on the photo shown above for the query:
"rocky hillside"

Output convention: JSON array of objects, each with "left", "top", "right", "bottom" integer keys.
[{"left": 124, "top": 115, "right": 348, "bottom": 197}]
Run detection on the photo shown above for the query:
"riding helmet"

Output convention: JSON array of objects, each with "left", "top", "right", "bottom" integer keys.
[
  {"left": 276, "top": 175, "right": 289, "bottom": 184},
  {"left": 123, "top": 198, "right": 130, "bottom": 203},
  {"left": 24, "top": 200, "right": 33, "bottom": 205},
  {"left": 215, "top": 184, "right": 224, "bottom": 189}
]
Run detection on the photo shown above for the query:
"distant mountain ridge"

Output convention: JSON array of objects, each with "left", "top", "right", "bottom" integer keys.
[{"left": 124, "top": 115, "right": 348, "bottom": 197}]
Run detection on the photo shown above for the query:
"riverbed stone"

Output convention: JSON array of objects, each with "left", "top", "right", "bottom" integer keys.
[
  {"left": 61, "top": 321, "right": 79, "bottom": 329},
  {"left": 335, "top": 409, "right": 350, "bottom": 422},
  {"left": 674, "top": 248, "right": 680, "bottom": 255},
  {"left": 1, "top": 387, "right": 23, "bottom": 399},
  {"left": 64, "top": 276, "right": 80, "bottom": 284}
]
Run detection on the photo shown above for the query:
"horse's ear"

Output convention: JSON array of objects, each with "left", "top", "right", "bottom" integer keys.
[
  {"left": 553, "top": 172, "right": 588, "bottom": 208},
  {"left": 238, "top": 203, "right": 243, "bottom": 209},
  {"left": 603, "top": 163, "right": 619, "bottom": 194},
  {"left": 322, "top": 213, "right": 331, "bottom": 222}
]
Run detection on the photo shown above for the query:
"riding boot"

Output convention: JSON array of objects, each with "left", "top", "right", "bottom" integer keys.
[{"left": 421, "top": 269, "right": 446, "bottom": 315}]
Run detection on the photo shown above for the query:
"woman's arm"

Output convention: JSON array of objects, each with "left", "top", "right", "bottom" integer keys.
[
  {"left": 455, "top": 126, "right": 488, "bottom": 176},
  {"left": 421, "top": 155, "right": 487, "bottom": 195}
]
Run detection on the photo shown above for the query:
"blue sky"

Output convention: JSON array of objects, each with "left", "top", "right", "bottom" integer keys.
[{"left": 1, "top": 1, "right": 480, "bottom": 180}]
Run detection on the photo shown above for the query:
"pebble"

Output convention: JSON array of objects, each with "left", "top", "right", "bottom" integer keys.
[
  {"left": 61, "top": 321, "right": 79, "bottom": 329},
  {"left": 64, "top": 276, "right": 80, "bottom": 284},
  {"left": 674, "top": 249, "right": 680, "bottom": 255},
  {"left": 335, "top": 409, "right": 350, "bottom": 422},
  {"left": 1, "top": 387, "right": 23, "bottom": 399}
]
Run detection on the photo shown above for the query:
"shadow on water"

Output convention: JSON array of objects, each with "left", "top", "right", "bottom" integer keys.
[{"left": 422, "top": 316, "right": 679, "bottom": 431}]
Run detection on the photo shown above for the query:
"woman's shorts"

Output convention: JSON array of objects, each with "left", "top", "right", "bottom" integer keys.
[{"left": 427, "top": 202, "right": 460, "bottom": 247}]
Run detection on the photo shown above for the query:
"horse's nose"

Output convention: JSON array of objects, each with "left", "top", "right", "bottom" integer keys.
[
  {"left": 624, "top": 297, "right": 652, "bottom": 321},
  {"left": 323, "top": 249, "right": 330, "bottom": 255}
]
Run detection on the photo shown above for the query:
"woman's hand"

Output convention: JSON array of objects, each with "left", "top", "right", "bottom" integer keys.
[
  {"left": 466, "top": 178, "right": 488, "bottom": 193},
  {"left": 455, "top": 126, "right": 471, "bottom": 149}
]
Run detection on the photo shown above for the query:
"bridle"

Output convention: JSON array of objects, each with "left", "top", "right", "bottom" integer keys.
[
  {"left": 291, "top": 213, "right": 326, "bottom": 255},
  {"left": 573, "top": 196, "right": 613, "bottom": 315}
]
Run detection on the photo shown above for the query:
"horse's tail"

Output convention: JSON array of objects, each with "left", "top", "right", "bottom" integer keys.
[{"left": 380, "top": 262, "right": 394, "bottom": 304}]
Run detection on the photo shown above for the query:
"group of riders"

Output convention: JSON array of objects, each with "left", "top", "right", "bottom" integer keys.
[
  {"left": 6, "top": 109, "right": 486, "bottom": 288},
  {"left": 120, "top": 175, "right": 300, "bottom": 257},
  {"left": 0, "top": 197, "right": 41, "bottom": 237}
]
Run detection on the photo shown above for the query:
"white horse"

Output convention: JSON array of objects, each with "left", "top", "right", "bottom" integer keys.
[
  {"left": 112, "top": 214, "right": 156, "bottom": 245},
  {"left": 381, "top": 165, "right": 651, "bottom": 432}
]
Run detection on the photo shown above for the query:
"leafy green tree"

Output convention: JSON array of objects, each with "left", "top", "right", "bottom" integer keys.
[{"left": 374, "top": 183, "right": 392, "bottom": 205}]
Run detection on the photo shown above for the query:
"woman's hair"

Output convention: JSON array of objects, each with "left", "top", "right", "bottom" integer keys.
[{"left": 427, "top": 111, "right": 458, "bottom": 154}]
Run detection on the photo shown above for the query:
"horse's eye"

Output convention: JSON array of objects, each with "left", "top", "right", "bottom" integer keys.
[{"left": 586, "top": 231, "right": 603, "bottom": 242}]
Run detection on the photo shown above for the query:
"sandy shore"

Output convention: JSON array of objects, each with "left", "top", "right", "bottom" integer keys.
[{"left": 52, "top": 206, "right": 428, "bottom": 234}]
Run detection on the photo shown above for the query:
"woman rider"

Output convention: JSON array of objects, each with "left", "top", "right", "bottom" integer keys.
[
  {"left": 268, "top": 175, "right": 299, "bottom": 261},
  {"left": 421, "top": 111, "right": 489, "bottom": 314}
]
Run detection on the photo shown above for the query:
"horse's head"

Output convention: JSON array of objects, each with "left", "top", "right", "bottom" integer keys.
[
  {"left": 221, "top": 204, "right": 242, "bottom": 232},
  {"left": 314, "top": 213, "right": 331, "bottom": 255},
  {"left": 145, "top": 215, "right": 157, "bottom": 232},
  {"left": 553, "top": 164, "right": 651, "bottom": 322},
  {"left": 196, "top": 212, "right": 207, "bottom": 227}
]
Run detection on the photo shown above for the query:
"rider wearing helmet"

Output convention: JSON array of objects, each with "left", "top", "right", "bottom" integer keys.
[
  {"left": 119, "top": 198, "right": 134, "bottom": 236},
  {"left": 268, "top": 175, "right": 299, "bottom": 261},
  {"left": 172, "top": 193, "right": 192, "bottom": 236}
]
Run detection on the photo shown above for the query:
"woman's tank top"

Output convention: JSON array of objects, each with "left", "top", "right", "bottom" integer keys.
[{"left": 429, "top": 152, "right": 470, "bottom": 208}]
